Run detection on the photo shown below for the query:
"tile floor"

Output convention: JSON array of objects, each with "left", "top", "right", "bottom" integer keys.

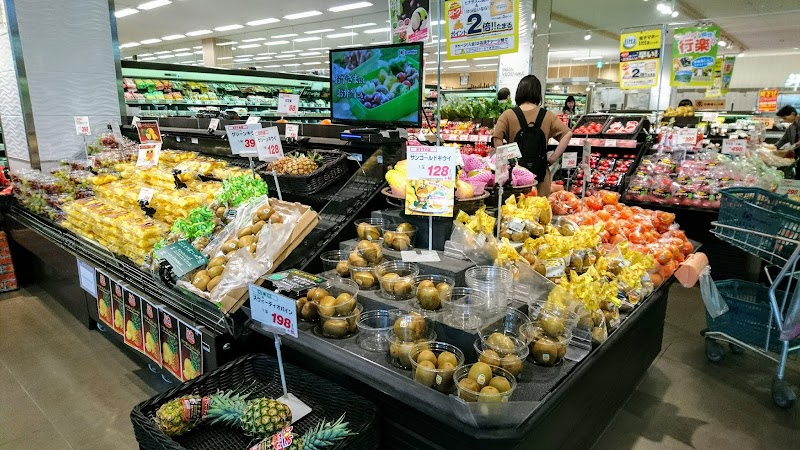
[{"left": 0, "top": 284, "right": 799, "bottom": 449}]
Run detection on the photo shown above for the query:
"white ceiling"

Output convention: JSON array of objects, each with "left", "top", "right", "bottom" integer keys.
[{"left": 115, "top": 0, "right": 800, "bottom": 76}]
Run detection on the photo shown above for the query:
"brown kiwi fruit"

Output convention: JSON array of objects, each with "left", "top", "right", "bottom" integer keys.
[
  {"left": 215, "top": 207, "right": 226, "bottom": 218},
  {"left": 192, "top": 271, "right": 211, "bottom": 291},
  {"left": 348, "top": 252, "right": 368, "bottom": 267},
  {"left": 532, "top": 338, "right": 559, "bottom": 366},
  {"left": 336, "top": 261, "right": 350, "bottom": 277},
  {"left": 300, "top": 301, "right": 318, "bottom": 321},
  {"left": 296, "top": 297, "right": 307, "bottom": 312},
  {"left": 396, "top": 223, "right": 414, "bottom": 233},
  {"left": 416, "top": 349, "right": 437, "bottom": 365},
  {"left": 237, "top": 226, "right": 253, "bottom": 239},
  {"left": 437, "top": 351, "right": 458, "bottom": 369},
  {"left": 247, "top": 243, "right": 257, "bottom": 254},
  {"left": 393, "top": 313, "right": 425, "bottom": 341},
  {"left": 458, "top": 378, "right": 480, "bottom": 402},
  {"left": 206, "top": 275, "right": 222, "bottom": 292},
  {"left": 322, "top": 319, "right": 349, "bottom": 338},
  {"left": 383, "top": 230, "right": 396, "bottom": 247},
  {"left": 468, "top": 362, "right": 493, "bottom": 387},
  {"left": 221, "top": 239, "right": 238, "bottom": 254},
  {"left": 307, "top": 287, "right": 329, "bottom": 302},
  {"left": 479, "top": 349, "right": 502, "bottom": 366},
  {"left": 414, "top": 360, "right": 437, "bottom": 387},
  {"left": 380, "top": 272, "right": 400, "bottom": 292},
  {"left": 208, "top": 256, "right": 226, "bottom": 268},
  {"left": 478, "top": 386, "right": 503, "bottom": 403},
  {"left": 417, "top": 280, "right": 435, "bottom": 290},
  {"left": 270, "top": 214, "right": 284, "bottom": 224},
  {"left": 238, "top": 235, "right": 256, "bottom": 249},
  {"left": 207, "top": 265, "right": 224, "bottom": 279},
  {"left": 392, "top": 280, "right": 413, "bottom": 298},
  {"left": 256, "top": 205, "right": 273, "bottom": 221},
  {"left": 500, "top": 355, "right": 523, "bottom": 376},
  {"left": 353, "top": 271, "right": 376, "bottom": 289},
  {"left": 489, "top": 376, "right": 512, "bottom": 393},
  {"left": 416, "top": 286, "right": 441, "bottom": 310},
  {"left": 540, "top": 316, "right": 565, "bottom": 338},
  {"left": 486, "top": 332, "right": 516, "bottom": 355},
  {"left": 334, "top": 293, "right": 355, "bottom": 315},
  {"left": 252, "top": 220, "right": 266, "bottom": 235},
  {"left": 317, "top": 296, "right": 337, "bottom": 316},
  {"left": 391, "top": 234, "right": 411, "bottom": 250}
]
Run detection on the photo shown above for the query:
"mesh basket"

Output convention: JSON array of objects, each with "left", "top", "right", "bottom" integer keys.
[
  {"left": 259, "top": 150, "right": 349, "bottom": 195},
  {"left": 707, "top": 280, "right": 799, "bottom": 353},
  {"left": 713, "top": 188, "right": 800, "bottom": 265},
  {"left": 131, "top": 354, "right": 378, "bottom": 450}
]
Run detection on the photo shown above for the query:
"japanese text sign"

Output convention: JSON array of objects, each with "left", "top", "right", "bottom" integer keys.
[
  {"left": 445, "top": 0, "right": 519, "bottom": 59},
  {"left": 405, "top": 146, "right": 458, "bottom": 217},
  {"left": 285, "top": 124, "right": 299, "bottom": 140},
  {"left": 136, "top": 120, "right": 162, "bottom": 143},
  {"left": 249, "top": 284, "right": 298, "bottom": 338},
  {"left": 722, "top": 138, "right": 746, "bottom": 156},
  {"left": 225, "top": 123, "right": 262, "bottom": 156},
  {"left": 74, "top": 116, "right": 91, "bottom": 135},
  {"left": 619, "top": 29, "right": 662, "bottom": 90},
  {"left": 670, "top": 25, "right": 720, "bottom": 87},
  {"left": 255, "top": 127, "right": 284, "bottom": 162},
  {"left": 757, "top": 89, "right": 778, "bottom": 113},
  {"left": 277, "top": 93, "right": 299, "bottom": 115},
  {"left": 136, "top": 143, "right": 161, "bottom": 168}
]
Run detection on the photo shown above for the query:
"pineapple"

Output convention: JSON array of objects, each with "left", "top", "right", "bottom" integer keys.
[
  {"left": 153, "top": 395, "right": 207, "bottom": 436},
  {"left": 249, "top": 415, "right": 353, "bottom": 450},
  {"left": 206, "top": 393, "right": 292, "bottom": 437},
  {"left": 273, "top": 152, "right": 322, "bottom": 176}
]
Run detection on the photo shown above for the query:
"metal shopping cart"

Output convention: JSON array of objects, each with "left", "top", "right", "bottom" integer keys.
[{"left": 708, "top": 187, "right": 800, "bottom": 409}]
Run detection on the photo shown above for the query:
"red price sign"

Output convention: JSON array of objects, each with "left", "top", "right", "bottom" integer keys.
[
  {"left": 277, "top": 93, "right": 300, "bottom": 115},
  {"left": 255, "top": 127, "right": 285, "bottom": 162},
  {"left": 74, "top": 116, "right": 91, "bottom": 136},
  {"left": 427, "top": 165, "right": 451, "bottom": 178},
  {"left": 244, "top": 138, "right": 256, "bottom": 148},
  {"left": 248, "top": 284, "right": 298, "bottom": 337}
]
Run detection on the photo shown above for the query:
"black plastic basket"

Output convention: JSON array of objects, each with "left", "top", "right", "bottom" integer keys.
[
  {"left": 601, "top": 115, "right": 646, "bottom": 137},
  {"left": 131, "top": 354, "right": 379, "bottom": 450},
  {"left": 572, "top": 115, "right": 610, "bottom": 135},
  {"left": 260, "top": 150, "right": 348, "bottom": 195}
]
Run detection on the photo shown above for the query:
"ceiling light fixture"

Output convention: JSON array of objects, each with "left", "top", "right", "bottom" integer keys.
[
  {"left": 327, "top": 32, "right": 358, "bottom": 38},
  {"left": 449, "top": 65, "right": 469, "bottom": 69},
  {"left": 584, "top": 31, "right": 592, "bottom": 41},
  {"left": 237, "top": 54, "right": 255, "bottom": 57},
  {"left": 138, "top": 53, "right": 153, "bottom": 56},
  {"left": 186, "top": 30, "right": 212, "bottom": 37},
  {"left": 140, "top": 57, "right": 157, "bottom": 61},
  {"left": 115, "top": 8, "right": 139, "bottom": 18},
  {"left": 140, "top": 38, "right": 162, "bottom": 44},
  {"left": 718, "top": 40, "right": 727, "bottom": 47},
  {"left": 302, "top": 61, "right": 322, "bottom": 65},
  {"left": 119, "top": 42, "right": 141, "bottom": 48},
  {"left": 294, "top": 36, "right": 322, "bottom": 42},
  {"left": 137, "top": 0, "right": 171, "bottom": 10},
  {"left": 671, "top": 10, "right": 679, "bottom": 17},
  {"left": 157, "top": 54, "right": 175, "bottom": 59},
  {"left": 284, "top": 11, "right": 322, "bottom": 20},
  {"left": 283, "top": 63, "right": 301, "bottom": 67},
  {"left": 445, "top": 59, "right": 466, "bottom": 62},
  {"left": 476, "top": 63, "right": 497, "bottom": 67},
  {"left": 258, "top": 52, "right": 278, "bottom": 55},
  {"left": 272, "top": 33, "right": 298, "bottom": 39},
  {"left": 342, "top": 22, "right": 376, "bottom": 29},
  {"left": 328, "top": 2, "right": 372, "bottom": 12},
  {"left": 254, "top": 56, "right": 272, "bottom": 60},
  {"left": 738, "top": 52, "right": 745, "bottom": 57},
  {"left": 242, "top": 37, "right": 266, "bottom": 43},
  {"left": 372, "top": 41, "right": 391, "bottom": 44},
  {"left": 217, "top": 56, "right": 233, "bottom": 60},
  {"left": 162, "top": 34, "right": 184, "bottom": 40},
  {"left": 573, "top": 55, "right": 602, "bottom": 60},
  {"left": 263, "top": 65, "right": 281, "bottom": 68},
  {"left": 299, "top": 51, "right": 322, "bottom": 56},
  {"left": 304, "top": 29, "right": 334, "bottom": 34},
  {"left": 174, "top": 52, "right": 193, "bottom": 57},
  {"left": 216, "top": 41, "right": 237, "bottom": 46},
  {"left": 215, "top": 24, "right": 244, "bottom": 32},
  {"left": 172, "top": 47, "right": 190, "bottom": 52},
  {"left": 364, "top": 27, "right": 389, "bottom": 34},
  {"left": 153, "top": 50, "right": 171, "bottom": 54},
  {"left": 238, "top": 43, "right": 261, "bottom": 48},
  {"left": 274, "top": 55, "right": 294, "bottom": 59},
  {"left": 193, "top": 51, "right": 203, "bottom": 54},
  {"left": 263, "top": 40, "right": 290, "bottom": 45},
  {"left": 246, "top": 18, "right": 280, "bottom": 26},
  {"left": 281, "top": 50, "right": 302, "bottom": 53},
  {"left": 234, "top": 58, "right": 252, "bottom": 62}
]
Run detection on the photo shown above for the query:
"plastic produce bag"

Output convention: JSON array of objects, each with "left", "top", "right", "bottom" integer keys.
[
  {"left": 699, "top": 266, "right": 729, "bottom": 319},
  {"left": 780, "top": 286, "right": 800, "bottom": 341}
]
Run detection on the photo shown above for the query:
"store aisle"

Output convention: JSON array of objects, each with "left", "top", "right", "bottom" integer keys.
[{"left": 1, "top": 284, "right": 799, "bottom": 449}]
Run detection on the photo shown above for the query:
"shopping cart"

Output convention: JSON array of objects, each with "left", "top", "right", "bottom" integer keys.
[{"left": 708, "top": 187, "right": 800, "bottom": 409}]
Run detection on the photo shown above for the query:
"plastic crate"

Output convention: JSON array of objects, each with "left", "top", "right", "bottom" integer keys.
[
  {"left": 131, "top": 354, "right": 378, "bottom": 450},
  {"left": 714, "top": 188, "right": 800, "bottom": 264},
  {"left": 707, "top": 280, "right": 798, "bottom": 353}
]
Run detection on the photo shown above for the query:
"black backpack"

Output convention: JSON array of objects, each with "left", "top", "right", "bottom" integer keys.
[{"left": 512, "top": 107, "right": 548, "bottom": 182}]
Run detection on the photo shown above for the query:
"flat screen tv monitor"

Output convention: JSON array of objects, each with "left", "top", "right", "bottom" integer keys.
[{"left": 329, "top": 42, "right": 424, "bottom": 128}]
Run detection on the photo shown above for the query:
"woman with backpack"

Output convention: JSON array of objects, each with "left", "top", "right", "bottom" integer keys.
[{"left": 492, "top": 75, "right": 573, "bottom": 197}]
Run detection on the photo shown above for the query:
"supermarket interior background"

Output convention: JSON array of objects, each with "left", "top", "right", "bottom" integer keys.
[{"left": 0, "top": 0, "right": 799, "bottom": 449}]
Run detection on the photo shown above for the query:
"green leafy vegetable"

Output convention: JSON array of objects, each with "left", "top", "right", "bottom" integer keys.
[
  {"left": 170, "top": 206, "right": 215, "bottom": 241},
  {"left": 214, "top": 175, "right": 269, "bottom": 207}
]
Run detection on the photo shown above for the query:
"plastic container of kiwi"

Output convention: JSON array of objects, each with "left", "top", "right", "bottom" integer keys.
[
  {"left": 472, "top": 338, "right": 527, "bottom": 378},
  {"left": 375, "top": 261, "right": 419, "bottom": 301},
  {"left": 354, "top": 218, "right": 385, "bottom": 242},
  {"left": 356, "top": 309, "right": 399, "bottom": 352},
  {"left": 409, "top": 341, "right": 465, "bottom": 393},
  {"left": 387, "top": 329, "right": 437, "bottom": 369},
  {"left": 407, "top": 274, "right": 455, "bottom": 313},
  {"left": 477, "top": 307, "right": 531, "bottom": 356},
  {"left": 318, "top": 302, "right": 363, "bottom": 339},
  {"left": 348, "top": 265, "right": 379, "bottom": 291},
  {"left": 453, "top": 363, "right": 517, "bottom": 403},
  {"left": 320, "top": 250, "right": 351, "bottom": 278},
  {"left": 381, "top": 222, "right": 417, "bottom": 251}
]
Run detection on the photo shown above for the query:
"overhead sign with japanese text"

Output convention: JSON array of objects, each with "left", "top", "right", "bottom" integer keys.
[
  {"left": 405, "top": 146, "right": 458, "bottom": 217},
  {"left": 619, "top": 28, "right": 662, "bottom": 89},
  {"left": 757, "top": 89, "right": 778, "bottom": 113},
  {"left": 670, "top": 25, "right": 720, "bottom": 87},
  {"left": 390, "top": 0, "right": 431, "bottom": 43},
  {"left": 445, "top": 0, "right": 518, "bottom": 60}
]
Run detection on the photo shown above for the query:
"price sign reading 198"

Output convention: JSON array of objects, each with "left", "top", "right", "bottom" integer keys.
[
  {"left": 248, "top": 284, "right": 298, "bottom": 338},
  {"left": 271, "top": 312, "right": 292, "bottom": 330}
]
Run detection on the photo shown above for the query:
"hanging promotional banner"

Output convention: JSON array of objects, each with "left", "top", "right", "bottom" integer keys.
[
  {"left": 721, "top": 55, "right": 736, "bottom": 93},
  {"left": 705, "top": 55, "right": 736, "bottom": 97},
  {"left": 390, "top": 0, "right": 431, "bottom": 43},
  {"left": 670, "top": 25, "right": 720, "bottom": 87},
  {"left": 136, "top": 120, "right": 162, "bottom": 143},
  {"left": 405, "top": 146, "right": 458, "bottom": 217},
  {"left": 445, "top": 0, "right": 518, "bottom": 60},
  {"left": 619, "top": 28, "right": 662, "bottom": 89},
  {"left": 757, "top": 89, "right": 779, "bottom": 113},
  {"left": 496, "top": 0, "right": 531, "bottom": 101}
]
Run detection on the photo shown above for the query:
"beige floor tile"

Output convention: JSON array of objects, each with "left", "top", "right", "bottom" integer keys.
[{"left": 0, "top": 428, "right": 71, "bottom": 450}]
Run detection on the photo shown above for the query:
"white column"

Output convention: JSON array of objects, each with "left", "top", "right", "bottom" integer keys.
[
  {"left": 530, "top": 0, "right": 551, "bottom": 89},
  {"left": 497, "top": 0, "right": 534, "bottom": 102},
  {"left": 0, "top": 0, "right": 30, "bottom": 170}
]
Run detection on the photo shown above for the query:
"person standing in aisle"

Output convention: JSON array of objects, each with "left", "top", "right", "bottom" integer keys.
[
  {"left": 497, "top": 87, "right": 511, "bottom": 102},
  {"left": 492, "top": 75, "right": 573, "bottom": 197},
  {"left": 562, "top": 95, "right": 577, "bottom": 115},
  {"left": 678, "top": 98, "right": 694, "bottom": 107},
  {"left": 776, "top": 105, "right": 800, "bottom": 179}
]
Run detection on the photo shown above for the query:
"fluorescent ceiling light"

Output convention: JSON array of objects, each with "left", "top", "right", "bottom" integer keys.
[
  {"left": 475, "top": 56, "right": 498, "bottom": 60},
  {"left": 193, "top": 51, "right": 203, "bottom": 54},
  {"left": 718, "top": 40, "right": 727, "bottom": 47},
  {"left": 438, "top": 51, "right": 447, "bottom": 54},
  {"left": 258, "top": 52, "right": 278, "bottom": 55},
  {"left": 172, "top": 48, "right": 190, "bottom": 52},
  {"left": 364, "top": 28, "right": 389, "bottom": 34},
  {"left": 304, "top": 29, "right": 334, "bottom": 34},
  {"left": 572, "top": 56, "right": 602, "bottom": 60},
  {"left": 303, "top": 61, "right": 322, "bottom": 65},
  {"left": 119, "top": 42, "right": 140, "bottom": 48},
  {"left": 294, "top": 36, "right": 321, "bottom": 42},
  {"left": 217, "top": 56, "right": 233, "bottom": 60},
  {"left": 283, "top": 63, "right": 301, "bottom": 67},
  {"left": 234, "top": 58, "right": 252, "bottom": 62},
  {"left": 327, "top": 32, "right": 358, "bottom": 38},
  {"left": 137, "top": 0, "right": 171, "bottom": 10},
  {"left": 215, "top": 24, "right": 244, "bottom": 32},
  {"left": 162, "top": 34, "right": 184, "bottom": 40},
  {"left": 284, "top": 11, "right": 322, "bottom": 20},
  {"left": 193, "top": 46, "right": 202, "bottom": 49},
  {"left": 328, "top": 2, "right": 372, "bottom": 12},
  {"left": 272, "top": 33, "right": 298, "bottom": 38},
  {"left": 242, "top": 37, "right": 266, "bottom": 43},
  {"left": 263, "top": 40, "right": 290, "bottom": 45},
  {"left": 174, "top": 52, "right": 193, "bottom": 57},
  {"left": 246, "top": 18, "right": 280, "bottom": 26},
  {"left": 372, "top": 41, "right": 390, "bottom": 45},
  {"left": 445, "top": 59, "right": 466, "bottom": 62},
  {"left": 449, "top": 65, "right": 469, "bottom": 68},
  {"left": 115, "top": 8, "right": 139, "bottom": 18},
  {"left": 216, "top": 41, "right": 237, "bottom": 46},
  {"left": 254, "top": 56, "right": 272, "bottom": 60},
  {"left": 140, "top": 57, "right": 157, "bottom": 61},
  {"left": 138, "top": 53, "right": 153, "bottom": 56},
  {"left": 337, "top": 44, "right": 360, "bottom": 48},
  {"left": 308, "top": 47, "right": 331, "bottom": 51},
  {"left": 476, "top": 63, "right": 496, "bottom": 67},
  {"left": 263, "top": 65, "right": 281, "bottom": 68},
  {"left": 299, "top": 52, "right": 321, "bottom": 56},
  {"left": 282, "top": 50, "right": 302, "bottom": 53},
  {"left": 237, "top": 54, "right": 255, "bottom": 57},
  {"left": 186, "top": 29, "right": 212, "bottom": 37},
  {"left": 140, "top": 38, "right": 162, "bottom": 44},
  {"left": 238, "top": 43, "right": 261, "bottom": 48},
  {"left": 342, "top": 23, "right": 375, "bottom": 29},
  {"left": 274, "top": 54, "right": 294, "bottom": 59},
  {"left": 157, "top": 54, "right": 175, "bottom": 59},
  {"left": 154, "top": 50, "right": 171, "bottom": 54}
]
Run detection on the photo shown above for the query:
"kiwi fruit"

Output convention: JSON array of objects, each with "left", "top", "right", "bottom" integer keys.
[
  {"left": 510, "top": 231, "right": 528, "bottom": 242},
  {"left": 353, "top": 271, "right": 376, "bottom": 289},
  {"left": 380, "top": 272, "right": 400, "bottom": 292},
  {"left": 208, "top": 256, "right": 226, "bottom": 268},
  {"left": 252, "top": 220, "right": 266, "bottom": 235},
  {"left": 348, "top": 252, "right": 368, "bottom": 267},
  {"left": 221, "top": 239, "right": 238, "bottom": 254},
  {"left": 478, "top": 386, "right": 503, "bottom": 403},
  {"left": 532, "top": 338, "right": 560, "bottom": 366},
  {"left": 416, "top": 349, "right": 437, "bottom": 365},
  {"left": 436, "top": 283, "right": 452, "bottom": 302},
  {"left": 417, "top": 286, "right": 441, "bottom": 310},
  {"left": 540, "top": 316, "right": 565, "bottom": 338},
  {"left": 347, "top": 308, "right": 360, "bottom": 333},
  {"left": 296, "top": 297, "right": 307, "bottom": 312},
  {"left": 435, "top": 362, "right": 456, "bottom": 392},
  {"left": 307, "top": 287, "right": 329, "bottom": 302},
  {"left": 334, "top": 293, "right": 355, "bottom": 315},
  {"left": 357, "top": 223, "right": 380, "bottom": 241},
  {"left": 486, "top": 333, "right": 516, "bottom": 355},
  {"left": 592, "top": 326, "right": 607, "bottom": 345},
  {"left": 237, "top": 226, "right": 253, "bottom": 239},
  {"left": 396, "top": 223, "right": 414, "bottom": 233},
  {"left": 391, "top": 340, "right": 418, "bottom": 368},
  {"left": 603, "top": 310, "right": 617, "bottom": 328},
  {"left": 270, "top": 214, "right": 284, "bottom": 224},
  {"left": 360, "top": 243, "right": 382, "bottom": 265},
  {"left": 458, "top": 378, "right": 480, "bottom": 402},
  {"left": 256, "top": 205, "right": 273, "bottom": 221},
  {"left": 392, "top": 280, "right": 413, "bottom": 298},
  {"left": 414, "top": 360, "right": 437, "bottom": 387},
  {"left": 336, "top": 261, "right": 350, "bottom": 277},
  {"left": 215, "top": 207, "right": 227, "bottom": 218},
  {"left": 207, "top": 265, "right": 224, "bottom": 279},
  {"left": 206, "top": 275, "right": 222, "bottom": 292},
  {"left": 489, "top": 376, "right": 512, "bottom": 393},
  {"left": 391, "top": 234, "right": 411, "bottom": 251},
  {"left": 500, "top": 355, "right": 523, "bottom": 376},
  {"left": 238, "top": 235, "right": 256, "bottom": 249},
  {"left": 437, "top": 351, "right": 458, "bottom": 369},
  {"left": 417, "top": 280, "right": 435, "bottom": 290},
  {"left": 192, "top": 271, "right": 211, "bottom": 291},
  {"left": 577, "top": 312, "right": 594, "bottom": 330},
  {"left": 356, "top": 240, "right": 373, "bottom": 251},
  {"left": 393, "top": 313, "right": 425, "bottom": 341},
  {"left": 247, "top": 244, "right": 257, "bottom": 254},
  {"left": 318, "top": 296, "right": 337, "bottom": 316},
  {"left": 533, "top": 260, "right": 547, "bottom": 276},
  {"left": 383, "top": 230, "right": 396, "bottom": 247},
  {"left": 468, "top": 362, "right": 493, "bottom": 387},
  {"left": 479, "top": 349, "right": 502, "bottom": 366},
  {"left": 300, "top": 301, "right": 318, "bottom": 321},
  {"left": 322, "top": 318, "right": 349, "bottom": 338},
  {"left": 556, "top": 336, "right": 569, "bottom": 360}
]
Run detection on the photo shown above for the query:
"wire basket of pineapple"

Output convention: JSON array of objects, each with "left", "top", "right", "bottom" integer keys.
[
  {"left": 131, "top": 353, "right": 378, "bottom": 450},
  {"left": 260, "top": 149, "right": 349, "bottom": 195}
]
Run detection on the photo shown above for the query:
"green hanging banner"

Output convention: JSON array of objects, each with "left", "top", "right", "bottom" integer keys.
[{"left": 670, "top": 25, "right": 720, "bottom": 87}]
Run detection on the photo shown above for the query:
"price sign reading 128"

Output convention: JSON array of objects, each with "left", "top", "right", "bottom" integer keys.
[
  {"left": 255, "top": 127, "right": 285, "bottom": 162},
  {"left": 406, "top": 146, "right": 459, "bottom": 180}
]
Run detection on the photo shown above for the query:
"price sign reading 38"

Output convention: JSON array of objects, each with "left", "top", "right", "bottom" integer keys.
[
  {"left": 277, "top": 93, "right": 300, "bottom": 115},
  {"left": 407, "top": 146, "right": 459, "bottom": 180}
]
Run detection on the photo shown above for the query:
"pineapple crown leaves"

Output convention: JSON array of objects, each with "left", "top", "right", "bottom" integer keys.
[
  {"left": 204, "top": 390, "right": 253, "bottom": 427},
  {"left": 301, "top": 414, "right": 354, "bottom": 450}
]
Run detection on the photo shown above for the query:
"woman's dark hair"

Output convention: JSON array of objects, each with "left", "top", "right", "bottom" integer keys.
[
  {"left": 515, "top": 75, "right": 543, "bottom": 106},
  {"left": 497, "top": 87, "right": 511, "bottom": 101},
  {"left": 678, "top": 98, "right": 693, "bottom": 107},
  {"left": 776, "top": 105, "right": 797, "bottom": 117},
  {"left": 564, "top": 95, "right": 576, "bottom": 110}
]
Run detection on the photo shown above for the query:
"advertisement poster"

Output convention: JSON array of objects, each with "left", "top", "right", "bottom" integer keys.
[
  {"left": 159, "top": 309, "right": 181, "bottom": 380},
  {"left": 109, "top": 278, "right": 125, "bottom": 335},
  {"left": 721, "top": 55, "right": 736, "bottom": 93},
  {"left": 445, "top": 0, "right": 518, "bottom": 59},
  {"left": 178, "top": 320, "right": 203, "bottom": 381},
  {"left": 95, "top": 269, "right": 113, "bottom": 328},
  {"left": 671, "top": 25, "right": 720, "bottom": 87},
  {"left": 123, "top": 289, "right": 144, "bottom": 353},
  {"left": 619, "top": 29, "right": 662, "bottom": 89},
  {"left": 404, "top": 146, "right": 458, "bottom": 217},
  {"left": 390, "top": 0, "right": 431, "bottom": 43},
  {"left": 141, "top": 298, "right": 162, "bottom": 366},
  {"left": 758, "top": 89, "right": 778, "bottom": 113},
  {"left": 329, "top": 44, "right": 422, "bottom": 125},
  {"left": 136, "top": 120, "right": 162, "bottom": 143}
]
